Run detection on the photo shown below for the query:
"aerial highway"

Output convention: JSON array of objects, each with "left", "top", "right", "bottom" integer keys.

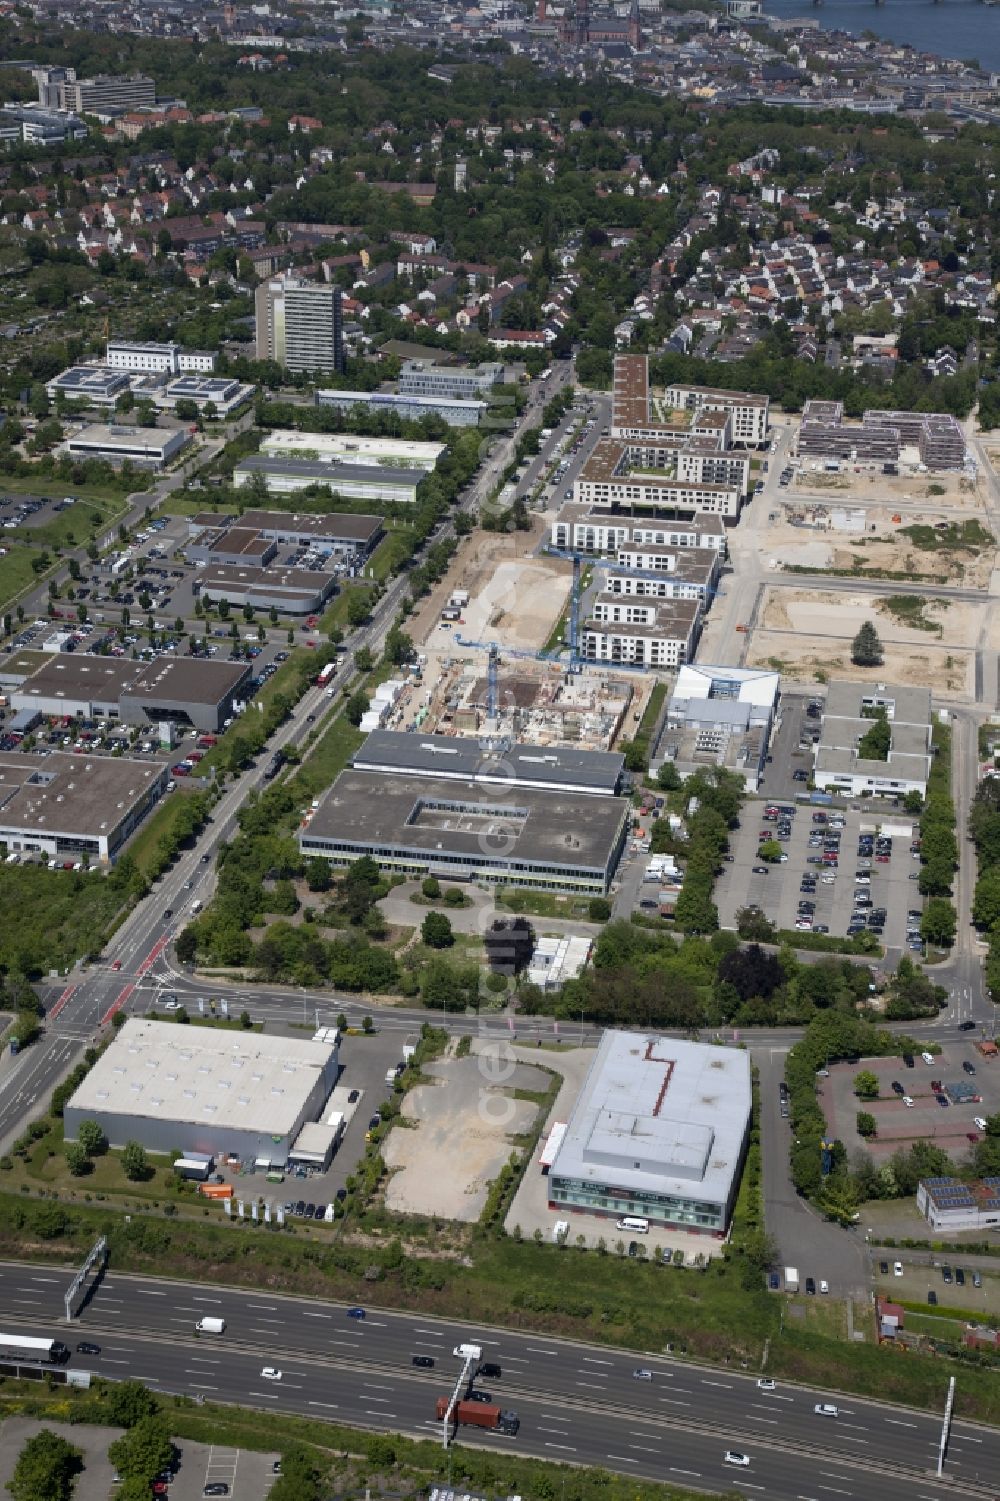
[{"left": 0, "top": 1264, "right": 992, "bottom": 1501}]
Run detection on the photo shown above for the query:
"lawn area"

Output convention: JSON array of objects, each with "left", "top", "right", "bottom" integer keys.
[
  {"left": 0, "top": 545, "right": 46, "bottom": 614},
  {"left": 369, "top": 523, "right": 418, "bottom": 582},
  {"left": 289, "top": 712, "right": 365, "bottom": 802},
  {"left": 11, "top": 495, "right": 129, "bottom": 552},
  {"left": 126, "top": 788, "right": 207, "bottom": 878},
  {"left": 497, "top": 887, "right": 594, "bottom": 920}
]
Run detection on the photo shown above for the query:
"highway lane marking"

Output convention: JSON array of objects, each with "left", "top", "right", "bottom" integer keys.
[
  {"left": 737, "top": 1486, "right": 765, "bottom": 1492},
  {"left": 526, "top": 1346, "right": 558, "bottom": 1355},
  {"left": 629, "top": 1445, "right": 657, "bottom": 1454},
  {"left": 188, "top": 1383, "right": 219, "bottom": 1390},
  {"left": 545, "top": 1444, "right": 576, "bottom": 1453},
  {"left": 360, "top": 1395, "right": 391, "bottom": 1403},
  {"left": 366, "top": 1409, "right": 395, "bottom": 1417},
  {"left": 188, "top": 1357, "right": 220, "bottom": 1364},
  {"left": 29, "top": 1276, "right": 59, "bottom": 1283},
  {"left": 500, "top": 1354, "right": 527, "bottom": 1363},
  {"left": 819, "top": 1476, "right": 853, "bottom": 1485},
  {"left": 413, "top": 1340, "right": 444, "bottom": 1349},
  {"left": 248, "top": 1392, "right": 280, "bottom": 1400},
  {"left": 575, "top": 1382, "right": 607, "bottom": 1391},
  {"left": 952, "top": 1434, "right": 982, "bottom": 1442},
  {"left": 669, "top": 1469, "right": 701, "bottom": 1479},
  {"left": 192, "top": 1296, "right": 222, "bottom": 1304},
  {"left": 302, "top": 1312, "right": 330, "bottom": 1319},
  {"left": 701, "top": 1379, "right": 732, "bottom": 1389},
  {"left": 885, "top": 1419, "right": 917, "bottom": 1428},
  {"left": 538, "top": 1427, "right": 569, "bottom": 1436},
  {"left": 307, "top": 1401, "right": 339, "bottom": 1410},
  {"left": 658, "top": 1398, "right": 690, "bottom": 1407},
  {"left": 100, "top": 1358, "right": 129, "bottom": 1365},
  {"left": 366, "top": 1319, "right": 387, "bottom": 1326},
  {"left": 607, "top": 1456, "right": 638, "bottom": 1465},
  {"left": 247, "top": 1304, "right": 278, "bottom": 1312},
  {"left": 135, "top": 1289, "right": 165, "bottom": 1296},
  {"left": 583, "top": 1356, "right": 613, "bottom": 1365},
  {"left": 750, "top": 1403, "right": 781, "bottom": 1413},
  {"left": 816, "top": 1488, "right": 851, "bottom": 1496},
  {"left": 361, "top": 1384, "right": 392, "bottom": 1391}
]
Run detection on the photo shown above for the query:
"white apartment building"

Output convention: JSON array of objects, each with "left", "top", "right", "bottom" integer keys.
[{"left": 106, "top": 341, "right": 216, "bottom": 375}]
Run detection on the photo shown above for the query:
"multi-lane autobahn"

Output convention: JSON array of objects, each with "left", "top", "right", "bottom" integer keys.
[{"left": 0, "top": 1264, "right": 991, "bottom": 1501}]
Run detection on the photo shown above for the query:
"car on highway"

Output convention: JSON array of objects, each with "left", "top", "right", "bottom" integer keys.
[
  {"left": 480, "top": 1362, "right": 502, "bottom": 1379},
  {"left": 756, "top": 1378, "right": 776, "bottom": 1392},
  {"left": 412, "top": 1355, "right": 435, "bottom": 1368},
  {"left": 111, "top": 959, "right": 122, "bottom": 970},
  {"left": 162, "top": 908, "right": 173, "bottom": 920},
  {"left": 958, "top": 1020, "right": 976, "bottom": 1032},
  {"left": 815, "top": 1404, "right": 839, "bottom": 1418},
  {"left": 724, "top": 1452, "right": 750, "bottom": 1468},
  {"left": 467, "top": 1390, "right": 493, "bottom": 1403},
  {"left": 632, "top": 1368, "right": 653, "bottom": 1381},
  {"left": 261, "top": 1367, "right": 282, "bottom": 1381},
  {"left": 347, "top": 1306, "right": 366, "bottom": 1319},
  {"left": 76, "top": 1341, "right": 101, "bottom": 1355},
  {"left": 975, "top": 1116, "right": 988, "bottom": 1130}
]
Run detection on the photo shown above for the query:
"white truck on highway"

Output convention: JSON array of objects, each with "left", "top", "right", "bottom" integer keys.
[{"left": 784, "top": 1267, "right": 799, "bottom": 1293}]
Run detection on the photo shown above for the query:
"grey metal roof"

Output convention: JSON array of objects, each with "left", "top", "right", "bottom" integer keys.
[{"left": 353, "top": 729, "right": 624, "bottom": 795}]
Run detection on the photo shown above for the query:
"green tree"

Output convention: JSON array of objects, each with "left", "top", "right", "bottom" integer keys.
[
  {"left": 107, "top": 1417, "right": 173, "bottom": 1485},
  {"left": 122, "top": 1139, "right": 150, "bottom": 1181},
  {"left": 305, "top": 857, "right": 333, "bottom": 892},
  {"left": 856, "top": 1111, "right": 877, "bottom": 1138},
  {"left": 588, "top": 896, "right": 611, "bottom": 922},
  {"left": 972, "top": 868, "right": 1000, "bottom": 930},
  {"left": 857, "top": 711, "right": 891, "bottom": 761},
  {"left": 9, "top": 1429, "right": 81, "bottom": 1501},
  {"left": 421, "top": 875, "right": 441, "bottom": 899},
  {"left": 354, "top": 645, "right": 374, "bottom": 673},
  {"left": 674, "top": 885, "right": 719, "bottom": 934},
  {"left": 853, "top": 1070, "right": 879, "bottom": 1099},
  {"left": 65, "top": 1141, "right": 91, "bottom": 1176},
  {"left": 851, "top": 620, "right": 883, "bottom": 666},
  {"left": 421, "top": 911, "right": 454, "bottom": 949},
  {"left": 76, "top": 1118, "right": 107, "bottom": 1155},
  {"left": 757, "top": 838, "right": 783, "bottom": 863},
  {"left": 656, "top": 762, "right": 681, "bottom": 791},
  {"left": 921, "top": 897, "right": 957, "bottom": 948},
  {"left": 346, "top": 592, "right": 370, "bottom": 628},
  {"left": 345, "top": 690, "right": 370, "bottom": 726},
  {"left": 105, "top": 1380, "right": 161, "bottom": 1428}
]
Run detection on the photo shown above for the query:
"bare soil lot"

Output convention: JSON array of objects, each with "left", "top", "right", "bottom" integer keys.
[
  {"left": 383, "top": 1049, "right": 544, "bottom": 1221},
  {"left": 748, "top": 586, "right": 980, "bottom": 696}
]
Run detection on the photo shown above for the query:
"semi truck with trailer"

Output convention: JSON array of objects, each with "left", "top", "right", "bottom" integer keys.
[{"left": 435, "top": 1397, "right": 519, "bottom": 1436}]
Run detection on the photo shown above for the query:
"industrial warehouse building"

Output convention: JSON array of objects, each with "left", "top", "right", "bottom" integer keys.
[
  {"left": 302, "top": 731, "right": 630, "bottom": 893},
  {"left": 64, "top": 422, "right": 192, "bottom": 470},
  {"left": 233, "top": 455, "right": 423, "bottom": 505},
  {"left": 11, "top": 655, "right": 251, "bottom": 733},
  {"left": 546, "top": 1031, "right": 752, "bottom": 1236},
  {"left": 65, "top": 1018, "right": 341, "bottom": 1164},
  {"left": 0, "top": 752, "right": 167, "bottom": 864}
]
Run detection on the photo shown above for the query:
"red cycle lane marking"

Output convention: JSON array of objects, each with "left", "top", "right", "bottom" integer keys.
[
  {"left": 48, "top": 985, "right": 76, "bottom": 1022},
  {"left": 101, "top": 983, "right": 134, "bottom": 1027},
  {"left": 136, "top": 935, "right": 169, "bottom": 977}
]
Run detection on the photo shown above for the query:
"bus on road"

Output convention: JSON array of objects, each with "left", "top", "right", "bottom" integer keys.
[{"left": 0, "top": 1332, "right": 70, "bottom": 1365}]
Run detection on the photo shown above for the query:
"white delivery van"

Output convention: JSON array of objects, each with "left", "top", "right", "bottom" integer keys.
[
  {"left": 195, "top": 1317, "right": 226, "bottom": 1334},
  {"left": 616, "top": 1216, "right": 649, "bottom": 1234}
]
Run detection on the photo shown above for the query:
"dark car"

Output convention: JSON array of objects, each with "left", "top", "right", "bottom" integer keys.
[
  {"left": 879, "top": 1261, "right": 889, "bottom": 1275},
  {"left": 466, "top": 1390, "right": 493, "bottom": 1403},
  {"left": 162, "top": 908, "right": 173, "bottom": 920},
  {"left": 928, "top": 1290, "right": 938, "bottom": 1306},
  {"left": 335, "top": 1187, "right": 347, "bottom": 1201},
  {"left": 294, "top": 1200, "right": 306, "bottom": 1215},
  {"left": 480, "top": 1362, "right": 502, "bottom": 1379},
  {"left": 412, "top": 1355, "right": 435, "bottom": 1368},
  {"left": 628, "top": 1240, "right": 639, "bottom": 1257},
  {"left": 891, "top": 1081, "right": 904, "bottom": 1095},
  {"left": 348, "top": 1088, "right": 360, "bottom": 1102},
  {"left": 204, "top": 1488, "right": 230, "bottom": 1498},
  {"left": 768, "top": 1271, "right": 780, "bottom": 1290},
  {"left": 956, "top": 1268, "right": 966, "bottom": 1287},
  {"left": 304, "top": 1202, "right": 316, "bottom": 1217},
  {"left": 347, "top": 1306, "right": 366, "bottom": 1319},
  {"left": 368, "top": 1113, "right": 382, "bottom": 1129},
  {"left": 958, "top": 1020, "right": 976, "bottom": 1032},
  {"left": 75, "top": 1341, "right": 101, "bottom": 1356},
  {"left": 201, "top": 852, "right": 211, "bottom": 862},
  {"left": 963, "top": 1061, "right": 976, "bottom": 1075},
  {"left": 903, "top": 1053, "right": 915, "bottom": 1068},
  {"left": 935, "top": 1094, "right": 949, "bottom": 1108},
  {"left": 805, "top": 1276, "right": 816, "bottom": 1295},
  {"left": 942, "top": 1266, "right": 953, "bottom": 1283}
]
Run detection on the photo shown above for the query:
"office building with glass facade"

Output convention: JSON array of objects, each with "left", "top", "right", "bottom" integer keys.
[{"left": 547, "top": 1031, "right": 751, "bottom": 1236}]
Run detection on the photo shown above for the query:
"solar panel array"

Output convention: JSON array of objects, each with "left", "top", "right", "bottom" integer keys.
[{"left": 923, "top": 1175, "right": 1000, "bottom": 1212}]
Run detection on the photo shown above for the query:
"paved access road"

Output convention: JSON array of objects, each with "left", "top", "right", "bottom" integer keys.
[{"left": 0, "top": 1264, "right": 990, "bottom": 1501}]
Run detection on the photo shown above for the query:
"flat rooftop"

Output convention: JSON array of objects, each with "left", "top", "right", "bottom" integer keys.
[
  {"left": 0, "top": 752, "right": 163, "bottom": 836},
  {"left": 260, "top": 429, "right": 445, "bottom": 468},
  {"left": 236, "top": 456, "right": 423, "bottom": 489},
  {"left": 16, "top": 656, "right": 141, "bottom": 704},
  {"left": 353, "top": 729, "right": 624, "bottom": 794},
  {"left": 125, "top": 657, "right": 250, "bottom": 706},
  {"left": 304, "top": 769, "right": 629, "bottom": 873},
  {"left": 67, "top": 1017, "right": 335, "bottom": 1137},
  {"left": 550, "top": 1031, "right": 751, "bottom": 1207},
  {"left": 238, "top": 509, "right": 383, "bottom": 544},
  {"left": 50, "top": 365, "right": 130, "bottom": 397}
]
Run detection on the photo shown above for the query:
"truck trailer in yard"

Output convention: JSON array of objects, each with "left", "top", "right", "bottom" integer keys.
[
  {"left": 784, "top": 1266, "right": 799, "bottom": 1293},
  {"left": 435, "top": 1398, "right": 519, "bottom": 1435}
]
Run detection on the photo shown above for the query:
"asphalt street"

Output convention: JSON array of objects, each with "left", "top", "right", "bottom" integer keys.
[{"left": 0, "top": 1264, "right": 989, "bottom": 1501}]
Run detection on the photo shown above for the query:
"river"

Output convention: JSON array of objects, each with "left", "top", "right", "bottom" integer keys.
[{"left": 762, "top": 0, "right": 1000, "bottom": 75}]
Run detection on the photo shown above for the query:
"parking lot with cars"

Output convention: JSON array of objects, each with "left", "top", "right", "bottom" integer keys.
[
  {"left": 716, "top": 796, "right": 922, "bottom": 955},
  {"left": 819, "top": 1037, "right": 999, "bottom": 1158}
]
